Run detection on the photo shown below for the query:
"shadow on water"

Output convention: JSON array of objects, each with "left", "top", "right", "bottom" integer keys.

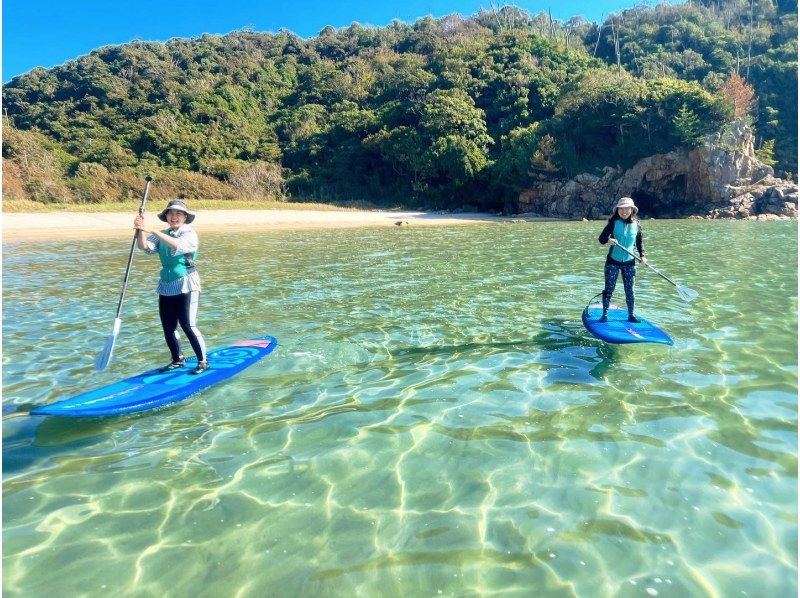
[
  {"left": 389, "top": 319, "right": 620, "bottom": 383},
  {"left": 3, "top": 321, "right": 622, "bottom": 474},
  {"left": 2, "top": 409, "right": 143, "bottom": 474},
  {"left": 531, "top": 318, "right": 620, "bottom": 383}
]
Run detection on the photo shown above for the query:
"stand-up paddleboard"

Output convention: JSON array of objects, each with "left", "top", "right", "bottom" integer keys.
[
  {"left": 582, "top": 304, "right": 672, "bottom": 345},
  {"left": 31, "top": 337, "right": 277, "bottom": 417}
]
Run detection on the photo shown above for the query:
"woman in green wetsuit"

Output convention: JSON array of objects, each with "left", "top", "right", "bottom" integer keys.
[
  {"left": 597, "top": 197, "right": 648, "bottom": 323},
  {"left": 134, "top": 199, "right": 209, "bottom": 374}
]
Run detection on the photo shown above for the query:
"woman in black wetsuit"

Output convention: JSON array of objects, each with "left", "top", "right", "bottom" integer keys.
[{"left": 597, "top": 197, "right": 648, "bottom": 323}]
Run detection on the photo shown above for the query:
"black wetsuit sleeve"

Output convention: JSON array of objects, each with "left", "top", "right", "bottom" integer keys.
[
  {"left": 598, "top": 221, "right": 614, "bottom": 244},
  {"left": 636, "top": 228, "right": 644, "bottom": 257}
]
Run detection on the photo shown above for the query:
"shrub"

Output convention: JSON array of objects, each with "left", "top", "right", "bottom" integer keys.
[{"left": 228, "top": 161, "right": 287, "bottom": 200}]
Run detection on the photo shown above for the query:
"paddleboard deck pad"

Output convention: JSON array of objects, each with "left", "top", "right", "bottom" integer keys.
[
  {"left": 582, "top": 304, "right": 672, "bottom": 345},
  {"left": 31, "top": 337, "right": 277, "bottom": 417}
]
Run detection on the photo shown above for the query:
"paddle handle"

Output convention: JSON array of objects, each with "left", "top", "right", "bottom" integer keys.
[
  {"left": 612, "top": 242, "right": 679, "bottom": 288},
  {"left": 114, "top": 177, "right": 152, "bottom": 318}
]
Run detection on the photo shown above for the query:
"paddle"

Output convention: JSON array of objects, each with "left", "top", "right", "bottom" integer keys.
[
  {"left": 612, "top": 242, "right": 699, "bottom": 302},
  {"left": 95, "top": 176, "right": 153, "bottom": 370}
]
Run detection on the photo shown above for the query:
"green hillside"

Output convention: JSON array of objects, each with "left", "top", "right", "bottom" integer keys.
[{"left": 3, "top": 1, "right": 796, "bottom": 211}]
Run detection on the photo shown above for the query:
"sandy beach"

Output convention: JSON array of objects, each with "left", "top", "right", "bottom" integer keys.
[{"left": 0, "top": 209, "right": 529, "bottom": 242}]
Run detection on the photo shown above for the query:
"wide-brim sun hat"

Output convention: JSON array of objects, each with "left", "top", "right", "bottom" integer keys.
[
  {"left": 158, "top": 199, "right": 195, "bottom": 224},
  {"left": 614, "top": 197, "right": 638, "bottom": 216}
]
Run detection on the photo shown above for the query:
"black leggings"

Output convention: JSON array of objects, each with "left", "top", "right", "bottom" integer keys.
[{"left": 158, "top": 291, "right": 207, "bottom": 362}]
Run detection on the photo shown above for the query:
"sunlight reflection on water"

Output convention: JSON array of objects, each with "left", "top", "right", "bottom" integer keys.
[{"left": 3, "top": 220, "right": 797, "bottom": 596}]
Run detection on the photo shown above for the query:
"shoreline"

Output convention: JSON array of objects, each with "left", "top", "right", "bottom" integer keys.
[{"left": 1, "top": 209, "right": 563, "bottom": 242}]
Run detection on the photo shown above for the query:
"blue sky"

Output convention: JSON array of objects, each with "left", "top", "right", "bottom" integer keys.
[{"left": 3, "top": 0, "right": 671, "bottom": 81}]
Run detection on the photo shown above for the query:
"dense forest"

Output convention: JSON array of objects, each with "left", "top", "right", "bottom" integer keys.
[{"left": 2, "top": 0, "right": 796, "bottom": 211}]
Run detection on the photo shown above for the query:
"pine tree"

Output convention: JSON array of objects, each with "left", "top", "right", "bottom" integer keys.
[
  {"left": 755, "top": 138, "right": 778, "bottom": 166},
  {"left": 672, "top": 104, "right": 703, "bottom": 145}
]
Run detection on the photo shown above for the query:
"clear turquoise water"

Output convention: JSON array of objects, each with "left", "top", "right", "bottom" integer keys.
[{"left": 3, "top": 220, "right": 797, "bottom": 597}]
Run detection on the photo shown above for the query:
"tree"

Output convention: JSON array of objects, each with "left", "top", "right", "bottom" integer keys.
[
  {"left": 549, "top": 71, "right": 730, "bottom": 175},
  {"left": 672, "top": 104, "right": 703, "bottom": 144},
  {"left": 721, "top": 72, "right": 756, "bottom": 118},
  {"left": 754, "top": 138, "right": 778, "bottom": 166}
]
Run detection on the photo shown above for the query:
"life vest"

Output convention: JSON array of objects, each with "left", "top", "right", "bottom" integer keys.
[
  {"left": 609, "top": 219, "right": 638, "bottom": 263},
  {"left": 157, "top": 229, "right": 197, "bottom": 282}
]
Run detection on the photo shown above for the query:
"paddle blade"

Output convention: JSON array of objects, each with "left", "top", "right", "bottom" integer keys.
[
  {"left": 95, "top": 318, "right": 122, "bottom": 371},
  {"left": 677, "top": 285, "right": 699, "bottom": 302}
]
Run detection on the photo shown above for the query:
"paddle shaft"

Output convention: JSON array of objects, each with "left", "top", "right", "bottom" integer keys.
[
  {"left": 114, "top": 177, "right": 152, "bottom": 318},
  {"left": 611, "top": 242, "right": 681, "bottom": 288}
]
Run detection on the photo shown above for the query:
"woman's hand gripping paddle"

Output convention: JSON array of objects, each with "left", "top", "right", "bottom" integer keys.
[
  {"left": 613, "top": 242, "right": 699, "bottom": 302},
  {"left": 95, "top": 176, "right": 153, "bottom": 370}
]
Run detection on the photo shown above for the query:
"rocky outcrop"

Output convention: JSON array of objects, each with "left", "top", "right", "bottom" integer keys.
[{"left": 517, "top": 120, "right": 797, "bottom": 219}]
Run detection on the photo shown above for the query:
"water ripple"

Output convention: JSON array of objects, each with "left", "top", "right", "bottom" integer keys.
[{"left": 3, "top": 221, "right": 796, "bottom": 596}]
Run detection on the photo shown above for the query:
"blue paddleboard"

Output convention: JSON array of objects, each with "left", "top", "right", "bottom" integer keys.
[
  {"left": 31, "top": 337, "right": 278, "bottom": 417},
  {"left": 582, "top": 304, "right": 672, "bottom": 345}
]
